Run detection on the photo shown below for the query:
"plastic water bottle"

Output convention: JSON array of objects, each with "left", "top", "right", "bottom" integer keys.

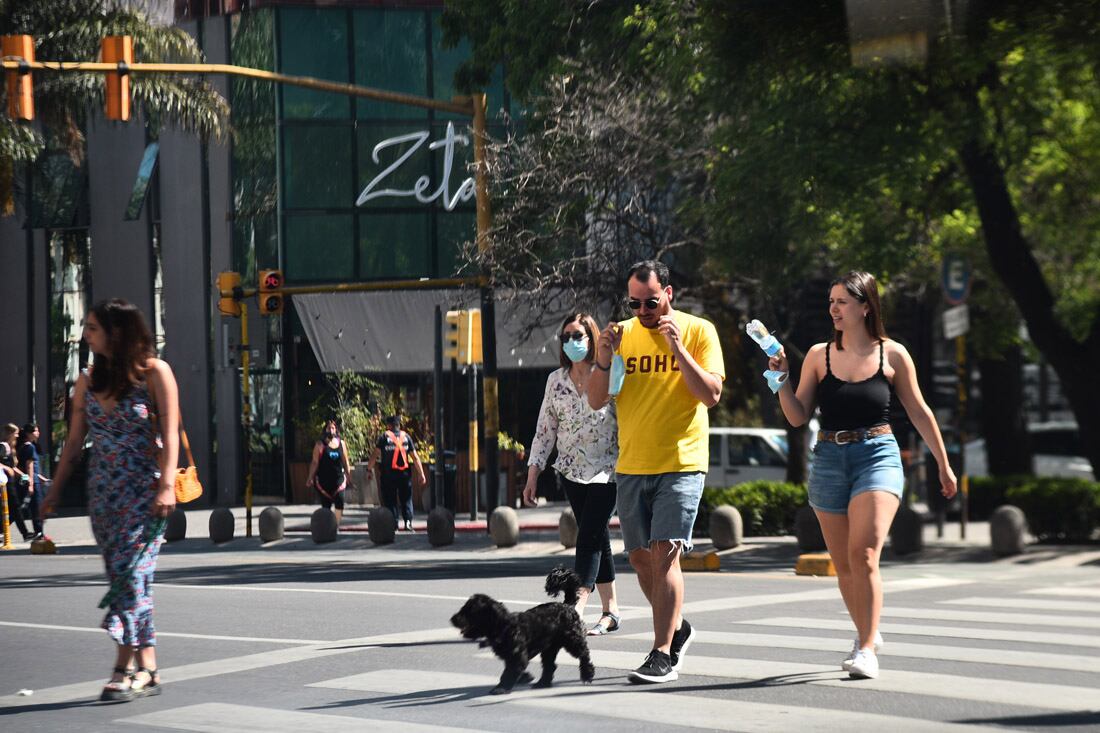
[{"left": 746, "top": 319, "right": 782, "bottom": 357}]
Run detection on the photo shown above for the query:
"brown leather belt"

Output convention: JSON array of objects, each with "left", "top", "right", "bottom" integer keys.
[{"left": 817, "top": 424, "right": 892, "bottom": 445}]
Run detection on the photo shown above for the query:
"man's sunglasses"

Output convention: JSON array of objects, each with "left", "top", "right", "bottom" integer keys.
[
  {"left": 627, "top": 297, "right": 661, "bottom": 311},
  {"left": 558, "top": 331, "right": 588, "bottom": 343}
]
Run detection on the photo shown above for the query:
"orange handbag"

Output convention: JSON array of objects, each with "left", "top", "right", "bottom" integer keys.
[{"left": 173, "top": 425, "right": 203, "bottom": 503}]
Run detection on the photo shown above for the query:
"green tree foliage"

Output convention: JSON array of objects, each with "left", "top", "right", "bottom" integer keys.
[
  {"left": 443, "top": 0, "right": 1100, "bottom": 478},
  {"left": 0, "top": 0, "right": 228, "bottom": 169}
]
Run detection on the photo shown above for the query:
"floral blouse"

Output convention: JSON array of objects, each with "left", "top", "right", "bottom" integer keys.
[{"left": 527, "top": 367, "right": 618, "bottom": 484}]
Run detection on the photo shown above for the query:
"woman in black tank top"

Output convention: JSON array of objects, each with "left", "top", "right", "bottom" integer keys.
[
  {"left": 761, "top": 271, "right": 956, "bottom": 681},
  {"left": 306, "top": 419, "right": 353, "bottom": 524}
]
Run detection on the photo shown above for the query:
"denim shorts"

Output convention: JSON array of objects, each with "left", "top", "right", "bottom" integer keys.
[
  {"left": 808, "top": 433, "right": 905, "bottom": 514},
  {"left": 615, "top": 472, "right": 705, "bottom": 553}
]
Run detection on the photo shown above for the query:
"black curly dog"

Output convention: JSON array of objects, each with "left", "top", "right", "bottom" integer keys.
[{"left": 450, "top": 566, "right": 596, "bottom": 695}]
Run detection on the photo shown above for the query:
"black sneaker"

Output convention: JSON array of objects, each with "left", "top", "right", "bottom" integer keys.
[
  {"left": 628, "top": 649, "right": 677, "bottom": 684},
  {"left": 670, "top": 618, "right": 695, "bottom": 672}
]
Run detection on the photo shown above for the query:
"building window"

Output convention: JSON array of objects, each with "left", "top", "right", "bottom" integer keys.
[{"left": 47, "top": 230, "right": 91, "bottom": 469}]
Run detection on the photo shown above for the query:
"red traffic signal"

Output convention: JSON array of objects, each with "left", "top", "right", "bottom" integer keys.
[{"left": 258, "top": 269, "right": 284, "bottom": 315}]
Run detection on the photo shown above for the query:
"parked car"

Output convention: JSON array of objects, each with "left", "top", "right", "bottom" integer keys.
[{"left": 706, "top": 427, "right": 789, "bottom": 487}]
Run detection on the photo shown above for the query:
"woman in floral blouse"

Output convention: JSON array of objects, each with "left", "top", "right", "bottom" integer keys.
[{"left": 523, "top": 312, "right": 622, "bottom": 635}]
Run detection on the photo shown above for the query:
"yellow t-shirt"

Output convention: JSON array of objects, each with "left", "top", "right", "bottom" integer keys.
[{"left": 614, "top": 311, "right": 725, "bottom": 474}]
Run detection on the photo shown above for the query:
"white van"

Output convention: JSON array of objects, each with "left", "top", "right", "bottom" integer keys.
[{"left": 706, "top": 427, "right": 789, "bottom": 488}]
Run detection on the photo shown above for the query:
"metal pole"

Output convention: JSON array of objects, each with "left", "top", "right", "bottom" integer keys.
[
  {"left": 241, "top": 302, "right": 253, "bottom": 538},
  {"left": 957, "top": 334, "right": 968, "bottom": 540},
  {"left": 469, "top": 363, "right": 479, "bottom": 522},
  {"left": 472, "top": 92, "right": 500, "bottom": 522},
  {"left": 1, "top": 484, "right": 13, "bottom": 550},
  {"left": 433, "top": 306, "right": 444, "bottom": 509}
]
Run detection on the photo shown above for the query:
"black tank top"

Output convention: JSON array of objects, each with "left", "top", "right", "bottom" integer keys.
[
  {"left": 817, "top": 341, "right": 892, "bottom": 431},
  {"left": 316, "top": 439, "right": 345, "bottom": 489}
]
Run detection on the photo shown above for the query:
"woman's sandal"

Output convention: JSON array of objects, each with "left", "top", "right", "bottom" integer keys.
[
  {"left": 130, "top": 667, "right": 162, "bottom": 697},
  {"left": 99, "top": 666, "right": 134, "bottom": 703},
  {"left": 588, "top": 611, "right": 621, "bottom": 636}
]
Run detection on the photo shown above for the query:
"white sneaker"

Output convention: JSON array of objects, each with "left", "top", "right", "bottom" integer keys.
[
  {"left": 848, "top": 648, "right": 879, "bottom": 679},
  {"left": 841, "top": 632, "right": 883, "bottom": 671}
]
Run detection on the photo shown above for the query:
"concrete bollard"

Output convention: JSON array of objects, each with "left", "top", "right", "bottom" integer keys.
[
  {"left": 258, "top": 506, "right": 284, "bottom": 542},
  {"left": 427, "top": 506, "right": 455, "bottom": 547},
  {"left": 490, "top": 506, "right": 520, "bottom": 547},
  {"left": 558, "top": 508, "right": 578, "bottom": 548},
  {"left": 889, "top": 505, "right": 923, "bottom": 556},
  {"left": 709, "top": 505, "right": 743, "bottom": 550},
  {"left": 990, "top": 504, "right": 1028, "bottom": 557},
  {"left": 164, "top": 508, "right": 187, "bottom": 542},
  {"left": 368, "top": 505, "right": 396, "bottom": 545},
  {"left": 794, "top": 505, "right": 826, "bottom": 552},
  {"left": 209, "top": 507, "right": 235, "bottom": 543},
  {"left": 310, "top": 507, "right": 337, "bottom": 544}
]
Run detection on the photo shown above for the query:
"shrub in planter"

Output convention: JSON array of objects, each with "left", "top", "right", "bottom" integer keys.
[
  {"left": 1005, "top": 478, "right": 1100, "bottom": 543},
  {"left": 699, "top": 481, "right": 808, "bottom": 537},
  {"left": 966, "top": 475, "right": 1032, "bottom": 521}
]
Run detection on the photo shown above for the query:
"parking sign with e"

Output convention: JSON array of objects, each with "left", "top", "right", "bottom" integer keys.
[{"left": 942, "top": 255, "right": 971, "bottom": 305}]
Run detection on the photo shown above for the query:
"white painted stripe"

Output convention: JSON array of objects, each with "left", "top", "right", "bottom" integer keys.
[
  {"left": 884, "top": 606, "right": 1100, "bottom": 629},
  {"left": 573, "top": 650, "right": 1094, "bottom": 712},
  {"left": 942, "top": 596, "right": 1100, "bottom": 613},
  {"left": 1024, "top": 586, "right": 1100, "bottom": 599},
  {"left": 154, "top": 582, "right": 646, "bottom": 611},
  {"left": 313, "top": 669, "right": 1011, "bottom": 733},
  {"left": 117, "top": 703, "right": 478, "bottom": 732},
  {"left": 675, "top": 577, "right": 973, "bottom": 618},
  {"left": 0, "top": 626, "right": 458, "bottom": 710},
  {"left": 614, "top": 630, "right": 1100, "bottom": 673},
  {"left": 0, "top": 620, "right": 326, "bottom": 645},
  {"left": 737, "top": 617, "right": 1100, "bottom": 649}
]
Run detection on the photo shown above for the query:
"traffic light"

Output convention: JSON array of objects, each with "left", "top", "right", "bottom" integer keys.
[
  {"left": 258, "top": 269, "right": 284, "bottom": 315},
  {"left": 2, "top": 35, "right": 34, "bottom": 121},
  {"left": 444, "top": 309, "right": 483, "bottom": 364},
  {"left": 216, "top": 271, "right": 241, "bottom": 317},
  {"left": 102, "top": 36, "right": 132, "bottom": 121}
]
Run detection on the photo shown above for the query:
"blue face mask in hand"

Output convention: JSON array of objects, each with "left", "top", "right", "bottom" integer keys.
[
  {"left": 609, "top": 354, "right": 626, "bottom": 395},
  {"left": 562, "top": 337, "right": 590, "bottom": 363}
]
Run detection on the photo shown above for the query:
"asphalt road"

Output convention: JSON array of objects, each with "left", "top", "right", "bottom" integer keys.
[{"left": 2, "top": 517, "right": 1100, "bottom": 732}]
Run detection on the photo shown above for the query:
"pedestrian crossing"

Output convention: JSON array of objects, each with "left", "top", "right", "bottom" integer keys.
[{"left": 106, "top": 581, "right": 1100, "bottom": 733}]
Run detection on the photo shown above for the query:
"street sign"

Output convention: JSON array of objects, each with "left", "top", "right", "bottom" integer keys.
[
  {"left": 942, "top": 255, "right": 971, "bottom": 305},
  {"left": 943, "top": 304, "right": 970, "bottom": 339}
]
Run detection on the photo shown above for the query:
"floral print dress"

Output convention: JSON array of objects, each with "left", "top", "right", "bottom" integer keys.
[
  {"left": 86, "top": 381, "right": 164, "bottom": 647},
  {"left": 528, "top": 368, "right": 618, "bottom": 484}
]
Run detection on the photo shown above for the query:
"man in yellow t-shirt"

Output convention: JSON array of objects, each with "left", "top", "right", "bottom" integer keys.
[{"left": 589, "top": 260, "right": 725, "bottom": 685}]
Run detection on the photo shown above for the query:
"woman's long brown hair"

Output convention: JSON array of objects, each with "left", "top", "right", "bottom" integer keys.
[
  {"left": 832, "top": 271, "right": 887, "bottom": 351},
  {"left": 88, "top": 298, "right": 156, "bottom": 399}
]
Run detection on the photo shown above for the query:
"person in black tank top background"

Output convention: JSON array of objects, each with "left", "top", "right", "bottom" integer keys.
[
  {"left": 765, "top": 271, "right": 956, "bottom": 681},
  {"left": 305, "top": 419, "right": 352, "bottom": 525}
]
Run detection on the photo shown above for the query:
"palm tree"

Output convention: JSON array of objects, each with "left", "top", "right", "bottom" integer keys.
[{"left": 0, "top": 0, "right": 228, "bottom": 190}]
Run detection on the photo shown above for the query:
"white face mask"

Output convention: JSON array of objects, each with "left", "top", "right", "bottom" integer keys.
[{"left": 562, "top": 337, "right": 589, "bottom": 363}]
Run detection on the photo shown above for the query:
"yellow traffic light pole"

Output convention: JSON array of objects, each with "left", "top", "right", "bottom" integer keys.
[{"left": 4, "top": 44, "right": 501, "bottom": 526}]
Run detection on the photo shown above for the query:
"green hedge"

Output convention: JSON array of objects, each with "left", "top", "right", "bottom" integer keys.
[
  {"left": 966, "top": 475, "right": 1034, "bottom": 521},
  {"left": 699, "top": 481, "right": 808, "bottom": 537},
  {"left": 1005, "top": 478, "right": 1100, "bottom": 543}
]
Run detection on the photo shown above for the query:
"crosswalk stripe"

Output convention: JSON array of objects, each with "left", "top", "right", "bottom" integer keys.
[
  {"left": 883, "top": 606, "right": 1100, "bottom": 629},
  {"left": 941, "top": 596, "right": 1100, "bottom": 614},
  {"left": 311, "top": 669, "right": 1011, "bottom": 733},
  {"left": 736, "top": 616, "right": 1100, "bottom": 648},
  {"left": 0, "top": 627, "right": 457, "bottom": 710},
  {"left": 615, "top": 630, "right": 1100, "bottom": 673},
  {"left": 1024, "top": 586, "right": 1100, "bottom": 599},
  {"left": 116, "top": 702, "right": 478, "bottom": 732},
  {"left": 579, "top": 650, "right": 1096, "bottom": 711}
]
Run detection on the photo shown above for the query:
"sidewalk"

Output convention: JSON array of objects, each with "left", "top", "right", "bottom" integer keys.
[{"left": 9, "top": 501, "right": 1094, "bottom": 570}]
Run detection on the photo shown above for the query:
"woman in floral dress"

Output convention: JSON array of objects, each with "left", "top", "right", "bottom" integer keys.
[
  {"left": 44, "top": 298, "right": 179, "bottom": 702},
  {"left": 523, "top": 312, "right": 622, "bottom": 635}
]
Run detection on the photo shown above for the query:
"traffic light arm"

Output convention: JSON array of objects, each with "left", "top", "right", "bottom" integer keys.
[
  {"left": 0, "top": 59, "right": 476, "bottom": 117},
  {"left": 218, "top": 275, "right": 482, "bottom": 301}
]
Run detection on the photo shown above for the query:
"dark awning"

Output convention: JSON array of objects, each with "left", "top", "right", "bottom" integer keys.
[{"left": 293, "top": 289, "right": 597, "bottom": 374}]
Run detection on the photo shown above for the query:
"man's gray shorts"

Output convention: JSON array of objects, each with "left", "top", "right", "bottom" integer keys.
[{"left": 615, "top": 471, "right": 705, "bottom": 553}]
